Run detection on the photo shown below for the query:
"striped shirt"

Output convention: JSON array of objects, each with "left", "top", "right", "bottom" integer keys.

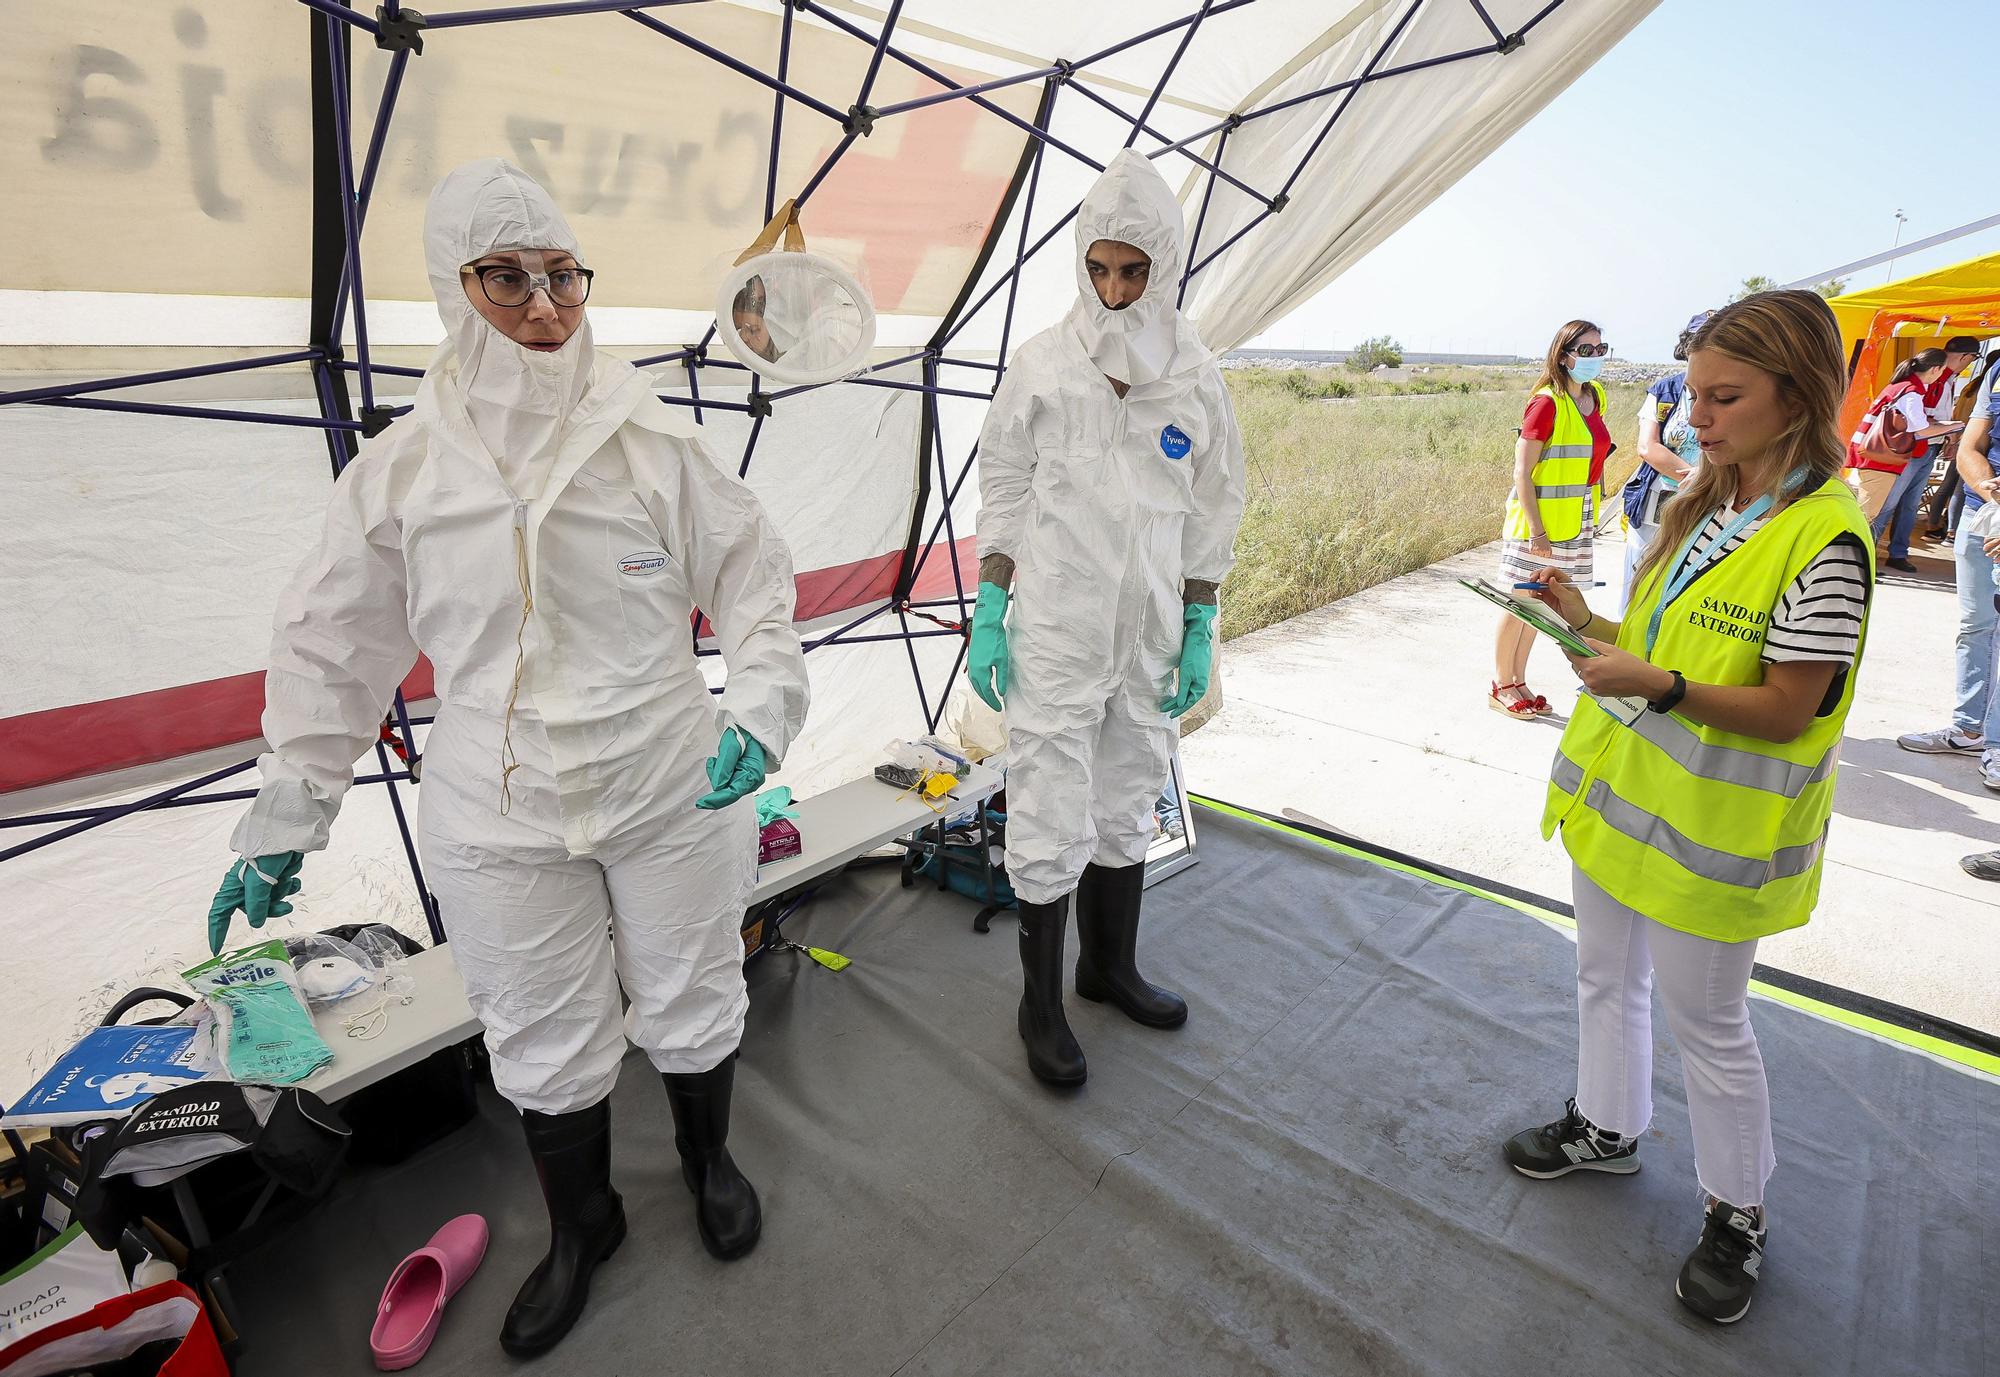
[{"left": 1670, "top": 505, "right": 1870, "bottom": 667}]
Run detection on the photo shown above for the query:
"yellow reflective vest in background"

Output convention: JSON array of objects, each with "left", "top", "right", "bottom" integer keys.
[
  {"left": 1542, "top": 479, "right": 1872, "bottom": 942},
  {"left": 1504, "top": 382, "right": 1605, "bottom": 543}
]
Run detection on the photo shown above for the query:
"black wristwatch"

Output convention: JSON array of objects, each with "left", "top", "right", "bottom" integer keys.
[{"left": 1647, "top": 669, "right": 1688, "bottom": 715}]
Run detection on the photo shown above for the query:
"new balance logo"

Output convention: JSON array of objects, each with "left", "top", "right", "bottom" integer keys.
[
  {"left": 1561, "top": 1141, "right": 1601, "bottom": 1165},
  {"left": 1742, "top": 1253, "right": 1762, "bottom": 1279}
]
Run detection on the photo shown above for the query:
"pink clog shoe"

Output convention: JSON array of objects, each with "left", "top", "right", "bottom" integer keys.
[{"left": 370, "top": 1214, "right": 489, "bottom": 1371}]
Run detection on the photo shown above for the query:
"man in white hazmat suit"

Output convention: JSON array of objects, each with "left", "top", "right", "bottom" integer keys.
[
  {"left": 968, "top": 150, "right": 1246, "bottom": 1087},
  {"left": 206, "top": 159, "right": 809, "bottom": 1356}
]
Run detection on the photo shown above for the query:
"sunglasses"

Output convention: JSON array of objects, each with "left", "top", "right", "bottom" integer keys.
[{"left": 1568, "top": 342, "right": 1613, "bottom": 358}]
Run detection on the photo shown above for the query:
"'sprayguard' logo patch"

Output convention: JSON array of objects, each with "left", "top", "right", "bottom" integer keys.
[{"left": 619, "top": 551, "right": 668, "bottom": 577}]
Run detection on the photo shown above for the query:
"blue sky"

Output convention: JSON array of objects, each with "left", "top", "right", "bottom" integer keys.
[{"left": 1251, "top": 0, "right": 2000, "bottom": 362}]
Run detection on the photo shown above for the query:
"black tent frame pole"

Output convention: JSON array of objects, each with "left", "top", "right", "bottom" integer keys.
[{"left": 309, "top": 1, "right": 443, "bottom": 944}]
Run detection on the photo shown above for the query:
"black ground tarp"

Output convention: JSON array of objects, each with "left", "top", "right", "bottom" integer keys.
[{"left": 227, "top": 805, "right": 1998, "bottom": 1376}]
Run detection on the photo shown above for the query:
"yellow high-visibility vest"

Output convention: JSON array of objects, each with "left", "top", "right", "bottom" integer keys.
[
  {"left": 1505, "top": 383, "right": 1605, "bottom": 542},
  {"left": 1541, "top": 478, "right": 1872, "bottom": 941}
]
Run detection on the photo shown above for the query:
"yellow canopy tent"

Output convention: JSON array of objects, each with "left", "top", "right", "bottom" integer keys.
[{"left": 1827, "top": 250, "right": 2000, "bottom": 437}]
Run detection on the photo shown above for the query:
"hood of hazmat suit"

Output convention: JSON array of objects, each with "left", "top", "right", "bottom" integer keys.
[
  {"left": 1065, "top": 149, "right": 1191, "bottom": 389},
  {"left": 233, "top": 157, "right": 810, "bottom": 865},
  {"left": 973, "top": 151, "right": 1247, "bottom": 906},
  {"left": 424, "top": 158, "right": 596, "bottom": 495}
]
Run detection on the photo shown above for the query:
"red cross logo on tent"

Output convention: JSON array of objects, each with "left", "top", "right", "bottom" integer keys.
[{"left": 802, "top": 90, "right": 1016, "bottom": 314}]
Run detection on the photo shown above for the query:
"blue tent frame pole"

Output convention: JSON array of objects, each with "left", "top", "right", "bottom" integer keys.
[
  {"left": 323, "top": 15, "right": 377, "bottom": 415},
  {"left": 27, "top": 396, "right": 365, "bottom": 431},
  {"left": 1124, "top": 0, "right": 1212, "bottom": 149},
  {"left": 0, "top": 352, "right": 321, "bottom": 407},
  {"left": 329, "top": 46, "right": 412, "bottom": 350},
  {"left": 1066, "top": 79, "right": 1275, "bottom": 207},
  {"left": 763, "top": 3, "right": 795, "bottom": 226},
  {"left": 423, "top": 0, "right": 710, "bottom": 27},
  {"left": 299, "top": 0, "right": 380, "bottom": 33},
  {"left": 1465, "top": 0, "right": 1507, "bottom": 43},
  {"left": 1276, "top": 0, "right": 1428, "bottom": 204},
  {"left": 854, "top": 0, "right": 905, "bottom": 109},
  {"left": 797, "top": 2, "right": 1106, "bottom": 173},
  {"left": 622, "top": 11, "right": 850, "bottom": 127},
  {"left": 1179, "top": 123, "right": 1232, "bottom": 306}
]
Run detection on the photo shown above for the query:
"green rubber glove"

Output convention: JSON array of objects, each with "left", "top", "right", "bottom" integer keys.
[
  {"left": 1161, "top": 603, "right": 1219, "bottom": 718},
  {"left": 698, "top": 727, "right": 769, "bottom": 810},
  {"left": 967, "top": 581, "right": 1011, "bottom": 712},
  {"left": 754, "top": 786, "right": 801, "bottom": 828},
  {"left": 207, "top": 851, "right": 305, "bottom": 955}
]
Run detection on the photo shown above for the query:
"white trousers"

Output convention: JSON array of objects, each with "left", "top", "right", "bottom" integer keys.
[
  {"left": 419, "top": 707, "right": 756, "bottom": 1115},
  {"left": 1571, "top": 865, "right": 1775, "bottom": 1207},
  {"left": 1002, "top": 684, "right": 1175, "bottom": 906}
]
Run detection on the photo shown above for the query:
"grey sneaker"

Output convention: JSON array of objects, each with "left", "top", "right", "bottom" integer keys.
[
  {"left": 1983, "top": 755, "right": 2000, "bottom": 792},
  {"left": 1961, "top": 851, "right": 2000, "bottom": 882},
  {"left": 1897, "top": 727, "right": 1984, "bottom": 755}
]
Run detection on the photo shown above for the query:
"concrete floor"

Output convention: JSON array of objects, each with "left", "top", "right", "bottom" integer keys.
[{"left": 1184, "top": 527, "right": 2000, "bottom": 1036}]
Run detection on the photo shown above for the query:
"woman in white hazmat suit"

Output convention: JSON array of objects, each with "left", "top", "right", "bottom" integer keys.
[
  {"left": 967, "top": 151, "right": 1246, "bottom": 1087},
  {"left": 206, "top": 159, "right": 808, "bottom": 1356}
]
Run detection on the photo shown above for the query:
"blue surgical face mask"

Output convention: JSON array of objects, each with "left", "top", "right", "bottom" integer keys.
[{"left": 1569, "top": 356, "right": 1605, "bottom": 384}]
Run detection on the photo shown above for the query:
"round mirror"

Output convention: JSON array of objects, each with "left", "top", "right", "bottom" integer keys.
[{"left": 715, "top": 251, "right": 877, "bottom": 386}]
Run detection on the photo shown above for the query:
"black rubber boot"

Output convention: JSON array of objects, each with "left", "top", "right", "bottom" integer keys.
[
  {"left": 1074, "top": 862, "right": 1188, "bottom": 1028},
  {"left": 1017, "top": 896, "right": 1087, "bottom": 1086},
  {"left": 661, "top": 1057, "right": 762, "bottom": 1261},
  {"left": 500, "top": 1101, "right": 627, "bottom": 1358}
]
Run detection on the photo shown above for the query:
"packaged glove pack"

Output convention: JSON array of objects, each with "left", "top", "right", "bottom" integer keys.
[{"left": 182, "top": 940, "right": 335, "bottom": 1086}]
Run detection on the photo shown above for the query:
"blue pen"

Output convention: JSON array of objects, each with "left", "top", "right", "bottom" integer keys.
[{"left": 1514, "top": 580, "right": 1606, "bottom": 590}]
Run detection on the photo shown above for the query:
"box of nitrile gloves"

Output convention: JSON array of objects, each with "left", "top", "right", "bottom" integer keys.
[{"left": 757, "top": 818, "right": 801, "bottom": 866}]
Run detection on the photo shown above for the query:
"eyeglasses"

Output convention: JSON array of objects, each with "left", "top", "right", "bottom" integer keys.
[
  {"left": 463, "top": 263, "right": 594, "bottom": 309},
  {"left": 1569, "top": 342, "right": 1613, "bottom": 358}
]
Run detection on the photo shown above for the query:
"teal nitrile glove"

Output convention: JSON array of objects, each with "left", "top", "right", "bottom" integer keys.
[
  {"left": 1161, "top": 603, "right": 1219, "bottom": 718},
  {"left": 697, "top": 727, "right": 769, "bottom": 810},
  {"left": 206, "top": 851, "right": 305, "bottom": 955},
  {"left": 967, "top": 581, "right": 1011, "bottom": 712},
  {"left": 754, "top": 786, "right": 801, "bottom": 828}
]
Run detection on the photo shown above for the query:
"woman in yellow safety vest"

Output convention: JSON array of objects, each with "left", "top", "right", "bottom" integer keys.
[
  {"left": 1492, "top": 320, "right": 1615, "bottom": 718},
  {"left": 1503, "top": 291, "right": 1871, "bottom": 1327}
]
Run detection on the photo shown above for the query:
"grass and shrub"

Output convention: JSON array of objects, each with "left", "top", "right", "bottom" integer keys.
[{"left": 1218, "top": 368, "right": 1644, "bottom": 640}]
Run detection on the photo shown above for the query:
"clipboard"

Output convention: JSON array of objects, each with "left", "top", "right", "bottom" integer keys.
[{"left": 1459, "top": 577, "right": 1598, "bottom": 657}]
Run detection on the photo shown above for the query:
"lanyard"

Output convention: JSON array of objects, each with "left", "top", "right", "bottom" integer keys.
[{"left": 1645, "top": 495, "right": 1772, "bottom": 656}]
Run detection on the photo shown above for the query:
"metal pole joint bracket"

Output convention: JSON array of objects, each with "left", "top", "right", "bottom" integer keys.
[
  {"left": 376, "top": 6, "right": 426, "bottom": 52},
  {"left": 845, "top": 103, "right": 879, "bottom": 136}
]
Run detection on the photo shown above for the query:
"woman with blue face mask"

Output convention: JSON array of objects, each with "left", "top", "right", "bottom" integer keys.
[{"left": 1492, "top": 320, "right": 1615, "bottom": 718}]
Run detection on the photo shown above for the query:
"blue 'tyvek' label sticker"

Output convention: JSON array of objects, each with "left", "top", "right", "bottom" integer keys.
[{"left": 1159, "top": 424, "right": 1192, "bottom": 460}]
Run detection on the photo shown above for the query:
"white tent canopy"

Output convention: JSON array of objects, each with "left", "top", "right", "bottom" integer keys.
[{"left": 0, "top": 0, "right": 1657, "bottom": 1094}]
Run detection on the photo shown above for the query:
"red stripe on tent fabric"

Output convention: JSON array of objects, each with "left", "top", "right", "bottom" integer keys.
[
  {"left": 907, "top": 535, "right": 978, "bottom": 604},
  {"left": 2, "top": 538, "right": 978, "bottom": 798},
  {"left": 795, "top": 551, "right": 902, "bottom": 622},
  {"left": 793, "top": 536, "right": 977, "bottom": 621},
  {"left": 0, "top": 660, "right": 438, "bottom": 799}
]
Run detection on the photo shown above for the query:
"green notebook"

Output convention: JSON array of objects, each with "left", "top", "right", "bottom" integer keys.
[{"left": 1459, "top": 577, "right": 1599, "bottom": 658}]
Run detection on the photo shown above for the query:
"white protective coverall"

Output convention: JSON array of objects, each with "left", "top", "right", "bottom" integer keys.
[
  {"left": 232, "top": 159, "right": 809, "bottom": 1113},
  {"left": 976, "top": 151, "right": 1246, "bottom": 906}
]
